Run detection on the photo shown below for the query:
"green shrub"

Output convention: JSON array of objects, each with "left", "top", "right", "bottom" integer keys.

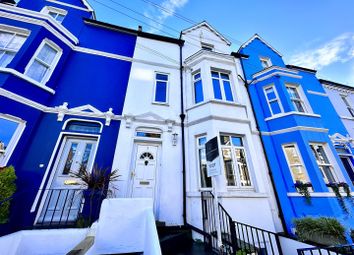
[
  {"left": 0, "top": 166, "right": 16, "bottom": 224},
  {"left": 293, "top": 217, "right": 346, "bottom": 245}
]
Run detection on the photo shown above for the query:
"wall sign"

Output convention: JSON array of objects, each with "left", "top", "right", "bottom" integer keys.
[{"left": 206, "top": 137, "right": 221, "bottom": 177}]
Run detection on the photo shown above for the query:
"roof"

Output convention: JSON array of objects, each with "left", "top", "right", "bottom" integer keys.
[
  {"left": 239, "top": 33, "right": 282, "bottom": 57},
  {"left": 181, "top": 21, "right": 231, "bottom": 46},
  {"left": 319, "top": 79, "right": 354, "bottom": 90},
  {"left": 84, "top": 18, "right": 184, "bottom": 45},
  {"left": 286, "top": 65, "right": 317, "bottom": 74},
  {"left": 80, "top": 0, "right": 96, "bottom": 19}
]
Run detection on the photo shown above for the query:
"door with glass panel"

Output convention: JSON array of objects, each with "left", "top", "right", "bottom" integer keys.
[{"left": 37, "top": 137, "right": 97, "bottom": 225}]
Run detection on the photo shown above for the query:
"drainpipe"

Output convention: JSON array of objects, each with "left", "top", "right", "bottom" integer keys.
[
  {"left": 234, "top": 52, "right": 288, "bottom": 235},
  {"left": 179, "top": 39, "right": 187, "bottom": 225}
]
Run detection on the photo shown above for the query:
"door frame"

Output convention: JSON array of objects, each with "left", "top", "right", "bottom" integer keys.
[
  {"left": 128, "top": 141, "right": 161, "bottom": 217},
  {"left": 340, "top": 155, "right": 354, "bottom": 182},
  {"left": 33, "top": 133, "right": 100, "bottom": 225}
]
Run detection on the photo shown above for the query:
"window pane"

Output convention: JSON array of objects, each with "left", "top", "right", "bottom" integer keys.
[
  {"left": 220, "top": 73, "right": 229, "bottom": 80},
  {"left": 290, "top": 166, "right": 308, "bottom": 182},
  {"left": 0, "top": 32, "right": 13, "bottom": 48},
  {"left": 220, "top": 135, "right": 230, "bottom": 145},
  {"left": 155, "top": 81, "right": 167, "bottom": 102},
  {"left": 37, "top": 44, "right": 57, "bottom": 65},
  {"left": 231, "top": 136, "right": 242, "bottom": 147},
  {"left": 194, "top": 73, "right": 201, "bottom": 80},
  {"left": 62, "top": 143, "right": 78, "bottom": 175},
  {"left": 66, "top": 121, "right": 101, "bottom": 133},
  {"left": 194, "top": 79, "right": 204, "bottom": 104},
  {"left": 311, "top": 145, "right": 330, "bottom": 164},
  {"left": 265, "top": 87, "right": 276, "bottom": 100},
  {"left": 48, "top": 12, "right": 57, "bottom": 19},
  {"left": 80, "top": 143, "right": 93, "bottom": 171},
  {"left": 7, "top": 35, "right": 26, "bottom": 51},
  {"left": 284, "top": 145, "right": 308, "bottom": 183},
  {"left": 235, "top": 148, "right": 251, "bottom": 186},
  {"left": 26, "top": 59, "right": 48, "bottom": 82},
  {"left": 294, "top": 100, "right": 305, "bottom": 112},
  {"left": 55, "top": 14, "right": 65, "bottom": 23},
  {"left": 211, "top": 71, "right": 219, "bottom": 78},
  {"left": 156, "top": 73, "right": 168, "bottom": 81},
  {"left": 270, "top": 101, "right": 281, "bottom": 114},
  {"left": 198, "top": 137, "right": 207, "bottom": 146},
  {"left": 136, "top": 132, "right": 161, "bottom": 138},
  {"left": 222, "top": 148, "right": 236, "bottom": 186},
  {"left": 199, "top": 147, "right": 211, "bottom": 188},
  {"left": 212, "top": 78, "right": 222, "bottom": 100},
  {"left": 320, "top": 166, "right": 336, "bottom": 183},
  {"left": 223, "top": 80, "right": 233, "bottom": 101},
  {"left": 0, "top": 51, "right": 15, "bottom": 68},
  {"left": 0, "top": 118, "right": 19, "bottom": 152},
  {"left": 287, "top": 87, "right": 300, "bottom": 99}
]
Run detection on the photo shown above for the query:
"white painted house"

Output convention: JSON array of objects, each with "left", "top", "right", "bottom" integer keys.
[
  {"left": 181, "top": 22, "right": 283, "bottom": 232},
  {"left": 112, "top": 21, "right": 282, "bottom": 234},
  {"left": 321, "top": 79, "right": 354, "bottom": 184}
]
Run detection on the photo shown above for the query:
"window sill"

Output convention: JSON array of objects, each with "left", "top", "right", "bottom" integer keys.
[
  {"left": 264, "top": 111, "right": 321, "bottom": 121},
  {"left": 340, "top": 115, "right": 354, "bottom": 121},
  {"left": 152, "top": 101, "right": 169, "bottom": 107},
  {"left": 0, "top": 67, "right": 55, "bottom": 94}
]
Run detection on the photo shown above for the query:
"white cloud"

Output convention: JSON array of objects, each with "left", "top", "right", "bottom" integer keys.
[
  {"left": 144, "top": 0, "right": 188, "bottom": 33},
  {"left": 289, "top": 33, "right": 354, "bottom": 70}
]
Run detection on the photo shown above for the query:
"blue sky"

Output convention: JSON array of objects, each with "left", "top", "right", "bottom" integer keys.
[{"left": 87, "top": 0, "right": 354, "bottom": 86}]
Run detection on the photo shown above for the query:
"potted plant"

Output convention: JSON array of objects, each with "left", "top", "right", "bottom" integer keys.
[
  {"left": 0, "top": 166, "right": 16, "bottom": 224},
  {"left": 294, "top": 181, "right": 312, "bottom": 204},
  {"left": 293, "top": 217, "right": 346, "bottom": 245},
  {"left": 70, "top": 164, "right": 120, "bottom": 226}
]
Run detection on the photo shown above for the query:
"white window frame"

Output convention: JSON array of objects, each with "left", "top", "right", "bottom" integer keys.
[
  {"left": 285, "top": 83, "right": 310, "bottom": 113},
  {"left": 0, "top": 24, "right": 30, "bottom": 68},
  {"left": 0, "top": 114, "right": 26, "bottom": 167},
  {"left": 309, "top": 143, "right": 339, "bottom": 184},
  {"left": 152, "top": 72, "right": 169, "bottom": 105},
  {"left": 41, "top": 6, "right": 67, "bottom": 23},
  {"left": 282, "top": 143, "right": 310, "bottom": 183},
  {"left": 220, "top": 134, "right": 253, "bottom": 189},
  {"left": 263, "top": 84, "right": 283, "bottom": 116},
  {"left": 211, "top": 69, "right": 235, "bottom": 102},
  {"left": 24, "top": 38, "right": 62, "bottom": 85},
  {"left": 193, "top": 70, "right": 204, "bottom": 104},
  {"left": 341, "top": 95, "right": 354, "bottom": 117},
  {"left": 260, "top": 56, "right": 272, "bottom": 68},
  {"left": 196, "top": 135, "right": 211, "bottom": 190}
]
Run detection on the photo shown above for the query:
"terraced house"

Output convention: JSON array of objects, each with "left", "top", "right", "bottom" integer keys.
[{"left": 239, "top": 34, "right": 354, "bottom": 235}]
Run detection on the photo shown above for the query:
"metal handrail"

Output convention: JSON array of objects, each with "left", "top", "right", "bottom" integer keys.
[{"left": 297, "top": 244, "right": 354, "bottom": 255}]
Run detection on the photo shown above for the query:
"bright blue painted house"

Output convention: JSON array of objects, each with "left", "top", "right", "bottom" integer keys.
[
  {"left": 239, "top": 34, "right": 354, "bottom": 236},
  {"left": 0, "top": 0, "right": 137, "bottom": 233}
]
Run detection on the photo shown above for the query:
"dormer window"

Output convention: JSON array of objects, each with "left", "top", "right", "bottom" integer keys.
[
  {"left": 41, "top": 6, "right": 67, "bottom": 23},
  {"left": 201, "top": 42, "right": 214, "bottom": 51},
  {"left": 260, "top": 57, "right": 272, "bottom": 68}
]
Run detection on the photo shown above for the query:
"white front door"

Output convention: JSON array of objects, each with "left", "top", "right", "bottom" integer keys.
[
  {"left": 131, "top": 144, "right": 158, "bottom": 199},
  {"left": 37, "top": 137, "right": 97, "bottom": 225}
]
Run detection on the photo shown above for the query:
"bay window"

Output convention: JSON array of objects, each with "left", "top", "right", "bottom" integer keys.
[
  {"left": 220, "top": 135, "right": 252, "bottom": 187},
  {"left": 264, "top": 85, "right": 282, "bottom": 115},
  {"left": 25, "top": 39, "right": 62, "bottom": 84},
  {"left": 0, "top": 26, "right": 28, "bottom": 68},
  {"left": 197, "top": 136, "right": 211, "bottom": 188},
  {"left": 286, "top": 84, "right": 307, "bottom": 113},
  {"left": 193, "top": 72, "right": 204, "bottom": 104}
]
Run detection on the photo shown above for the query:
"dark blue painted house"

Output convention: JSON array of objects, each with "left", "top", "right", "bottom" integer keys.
[
  {"left": 239, "top": 34, "right": 354, "bottom": 236},
  {"left": 0, "top": 0, "right": 138, "bottom": 232}
]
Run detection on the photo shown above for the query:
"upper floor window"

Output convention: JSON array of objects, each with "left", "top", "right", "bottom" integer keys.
[
  {"left": 286, "top": 84, "right": 307, "bottom": 113},
  {"left": 24, "top": 39, "right": 62, "bottom": 84},
  {"left": 153, "top": 73, "right": 169, "bottom": 104},
  {"left": 65, "top": 120, "right": 102, "bottom": 133},
  {"left": 0, "top": 115, "right": 25, "bottom": 167},
  {"left": 282, "top": 144, "right": 309, "bottom": 183},
  {"left": 42, "top": 6, "right": 67, "bottom": 23},
  {"left": 211, "top": 71, "right": 233, "bottom": 102},
  {"left": 341, "top": 95, "right": 354, "bottom": 117},
  {"left": 197, "top": 136, "right": 211, "bottom": 188},
  {"left": 201, "top": 42, "right": 214, "bottom": 51},
  {"left": 0, "top": 26, "right": 28, "bottom": 68},
  {"left": 220, "top": 135, "right": 252, "bottom": 187},
  {"left": 193, "top": 72, "right": 204, "bottom": 104},
  {"left": 310, "top": 143, "right": 338, "bottom": 184},
  {"left": 264, "top": 85, "right": 282, "bottom": 115},
  {"left": 260, "top": 57, "right": 272, "bottom": 69}
]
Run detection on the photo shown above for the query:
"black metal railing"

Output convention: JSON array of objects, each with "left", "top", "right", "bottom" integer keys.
[
  {"left": 201, "top": 191, "right": 283, "bottom": 255},
  {"left": 35, "top": 188, "right": 106, "bottom": 227},
  {"left": 297, "top": 244, "right": 354, "bottom": 255}
]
